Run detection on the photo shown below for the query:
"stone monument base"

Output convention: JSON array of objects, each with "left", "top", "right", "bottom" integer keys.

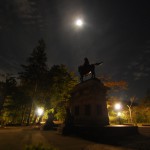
[
  {"left": 71, "top": 125, "right": 139, "bottom": 140},
  {"left": 71, "top": 78, "right": 109, "bottom": 127}
]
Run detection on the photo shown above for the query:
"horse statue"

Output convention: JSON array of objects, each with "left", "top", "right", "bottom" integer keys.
[{"left": 78, "top": 61, "right": 103, "bottom": 82}]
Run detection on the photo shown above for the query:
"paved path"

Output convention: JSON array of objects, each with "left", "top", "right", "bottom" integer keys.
[
  {"left": 0, "top": 127, "right": 149, "bottom": 150},
  {"left": 0, "top": 127, "right": 126, "bottom": 150}
]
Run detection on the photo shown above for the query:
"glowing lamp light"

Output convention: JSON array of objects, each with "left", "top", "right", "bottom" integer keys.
[
  {"left": 114, "top": 103, "right": 122, "bottom": 110},
  {"left": 36, "top": 107, "right": 44, "bottom": 116},
  {"left": 117, "top": 112, "right": 121, "bottom": 116}
]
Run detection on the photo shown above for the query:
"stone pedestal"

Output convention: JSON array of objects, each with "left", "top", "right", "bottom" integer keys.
[{"left": 71, "top": 78, "right": 109, "bottom": 127}]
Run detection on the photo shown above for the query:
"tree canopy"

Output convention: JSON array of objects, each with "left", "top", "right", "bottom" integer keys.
[{"left": 48, "top": 65, "right": 78, "bottom": 120}]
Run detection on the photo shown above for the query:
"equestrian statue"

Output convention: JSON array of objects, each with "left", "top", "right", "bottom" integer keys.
[{"left": 78, "top": 57, "right": 103, "bottom": 82}]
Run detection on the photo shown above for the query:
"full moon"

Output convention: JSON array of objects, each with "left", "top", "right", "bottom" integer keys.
[{"left": 75, "top": 19, "right": 83, "bottom": 27}]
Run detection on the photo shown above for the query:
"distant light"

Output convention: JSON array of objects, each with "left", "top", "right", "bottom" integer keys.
[
  {"left": 114, "top": 103, "right": 122, "bottom": 110},
  {"left": 117, "top": 112, "right": 121, "bottom": 116},
  {"left": 36, "top": 107, "right": 44, "bottom": 116},
  {"left": 75, "top": 19, "right": 83, "bottom": 27}
]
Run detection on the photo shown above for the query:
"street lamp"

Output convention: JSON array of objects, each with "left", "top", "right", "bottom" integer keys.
[
  {"left": 114, "top": 103, "right": 122, "bottom": 125},
  {"left": 36, "top": 107, "right": 44, "bottom": 116},
  {"left": 114, "top": 103, "right": 122, "bottom": 110},
  {"left": 36, "top": 107, "right": 44, "bottom": 124},
  {"left": 117, "top": 112, "right": 122, "bottom": 124}
]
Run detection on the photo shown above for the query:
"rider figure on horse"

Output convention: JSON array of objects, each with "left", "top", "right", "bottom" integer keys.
[
  {"left": 83, "top": 57, "right": 90, "bottom": 67},
  {"left": 78, "top": 57, "right": 103, "bottom": 82},
  {"left": 78, "top": 57, "right": 95, "bottom": 82}
]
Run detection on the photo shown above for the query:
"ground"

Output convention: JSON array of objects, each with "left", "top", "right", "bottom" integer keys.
[{"left": 0, "top": 126, "right": 149, "bottom": 150}]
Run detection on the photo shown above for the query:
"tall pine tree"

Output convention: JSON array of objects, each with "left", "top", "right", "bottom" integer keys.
[{"left": 19, "top": 39, "right": 48, "bottom": 125}]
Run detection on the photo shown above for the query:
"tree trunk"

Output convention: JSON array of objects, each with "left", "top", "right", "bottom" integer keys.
[
  {"left": 26, "top": 83, "right": 37, "bottom": 126},
  {"left": 20, "top": 105, "right": 26, "bottom": 125}
]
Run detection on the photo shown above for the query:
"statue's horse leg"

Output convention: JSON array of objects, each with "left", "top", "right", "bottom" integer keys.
[
  {"left": 78, "top": 66, "right": 84, "bottom": 82},
  {"left": 90, "top": 65, "right": 95, "bottom": 78},
  {"left": 80, "top": 74, "right": 83, "bottom": 82}
]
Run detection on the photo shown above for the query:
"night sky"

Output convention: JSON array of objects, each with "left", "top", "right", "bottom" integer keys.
[{"left": 0, "top": 0, "right": 150, "bottom": 99}]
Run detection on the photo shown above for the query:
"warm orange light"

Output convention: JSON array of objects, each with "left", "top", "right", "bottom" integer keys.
[{"left": 114, "top": 103, "right": 122, "bottom": 110}]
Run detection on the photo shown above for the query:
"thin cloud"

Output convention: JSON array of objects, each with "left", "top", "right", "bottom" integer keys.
[
  {"left": 127, "top": 47, "right": 150, "bottom": 80},
  {"left": 133, "top": 72, "right": 149, "bottom": 80},
  {"left": 14, "top": 0, "right": 44, "bottom": 29},
  {"left": 14, "top": 0, "right": 32, "bottom": 14}
]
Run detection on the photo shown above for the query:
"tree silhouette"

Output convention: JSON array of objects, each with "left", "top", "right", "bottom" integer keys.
[{"left": 19, "top": 39, "right": 49, "bottom": 125}]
